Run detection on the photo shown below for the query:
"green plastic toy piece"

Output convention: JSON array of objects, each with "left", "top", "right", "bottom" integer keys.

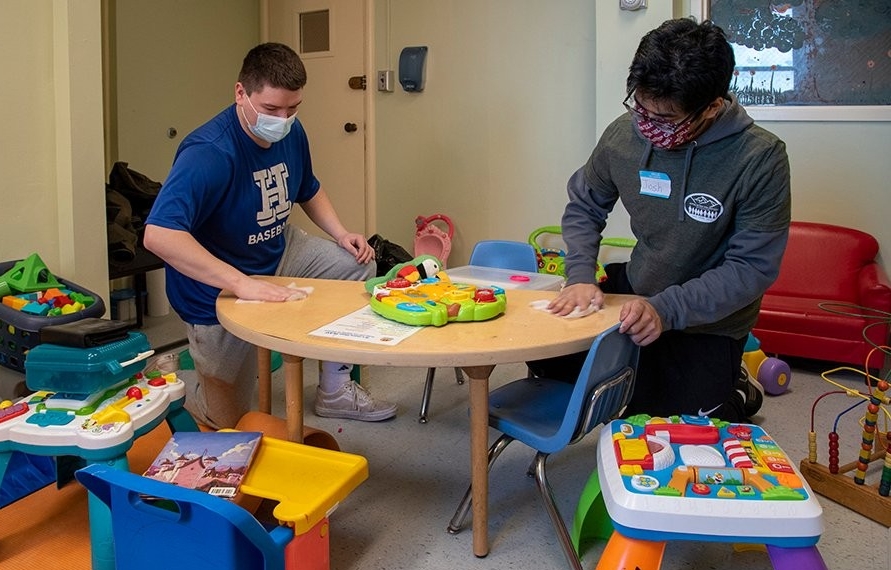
[{"left": 0, "top": 253, "right": 63, "bottom": 293}]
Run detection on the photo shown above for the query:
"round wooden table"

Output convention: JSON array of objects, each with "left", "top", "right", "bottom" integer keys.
[{"left": 217, "top": 276, "right": 632, "bottom": 558}]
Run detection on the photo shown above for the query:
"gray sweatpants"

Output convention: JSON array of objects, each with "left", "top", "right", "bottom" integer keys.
[{"left": 182, "top": 224, "right": 376, "bottom": 428}]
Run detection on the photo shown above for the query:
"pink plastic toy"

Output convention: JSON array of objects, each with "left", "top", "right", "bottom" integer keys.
[{"left": 414, "top": 214, "right": 454, "bottom": 267}]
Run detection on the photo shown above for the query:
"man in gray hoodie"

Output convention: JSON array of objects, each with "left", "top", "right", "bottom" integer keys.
[{"left": 531, "top": 18, "right": 790, "bottom": 422}]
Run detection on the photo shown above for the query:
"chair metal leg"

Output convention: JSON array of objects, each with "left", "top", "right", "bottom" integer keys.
[
  {"left": 532, "top": 452, "right": 584, "bottom": 570},
  {"left": 419, "top": 367, "right": 436, "bottom": 423},
  {"left": 421, "top": 368, "right": 467, "bottom": 423},
  {"left": 447, "top": 434, "right": 514, "bottom": 534}
]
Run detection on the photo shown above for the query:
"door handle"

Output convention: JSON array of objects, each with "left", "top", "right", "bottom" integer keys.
[
  {"left": 348, "top": 75, "right": 366, "bottom": 90},
  {"left": 344, "top": 122, "right": 358, "bottom": 133}
]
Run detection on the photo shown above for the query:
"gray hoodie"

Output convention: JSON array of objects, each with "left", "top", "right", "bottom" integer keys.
[{"left": 563, "top": 95, "right": 791, "bottom": 339}]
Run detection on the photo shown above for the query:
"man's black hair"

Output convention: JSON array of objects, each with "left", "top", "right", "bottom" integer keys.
[{"left": 627, "top": 18, "right": 735, "bottom": 114}]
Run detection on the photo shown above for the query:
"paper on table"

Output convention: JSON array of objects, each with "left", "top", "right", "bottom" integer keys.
[{"left": 309, "top": 306, "right": 424, "bottom": 346}]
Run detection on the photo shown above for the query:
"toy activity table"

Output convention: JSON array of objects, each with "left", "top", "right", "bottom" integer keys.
[
  {"left": 581, "top": 417, "right": 827, "bottom": 569},
  {"left": 0, "top": 372, "right": 196, "bottom": 570},
  {"left": 216, "top": 276, "right": 634, "bottom": 558}
]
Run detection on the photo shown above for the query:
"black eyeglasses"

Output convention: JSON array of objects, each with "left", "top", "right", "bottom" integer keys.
[{"left": 622, "top": 91, "right": 706, "bottom": 134}]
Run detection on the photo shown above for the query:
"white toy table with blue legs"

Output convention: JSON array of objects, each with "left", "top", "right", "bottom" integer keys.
[{"left": 0, "top": 371, "right": 197, "bottom": 570}]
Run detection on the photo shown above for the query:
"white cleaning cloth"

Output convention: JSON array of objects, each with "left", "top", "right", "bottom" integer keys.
[
  {"left": 235, "top": 283, "right": 314, "bottom": 304},
  {"left": 529, "top": 299, "right": 599, "bottom": 319}
]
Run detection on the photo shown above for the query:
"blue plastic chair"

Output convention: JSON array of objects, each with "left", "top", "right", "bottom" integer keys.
[
  {"left": 418, "top": 240, "right": 540, "bottom": 423},
  {"left": 76, "top": 464, "right": 293, "bottom": 570},
  {"left": 446, "top": 323, "right": 639, "bottom": 570},
  {"left": 468, "top": 239, "right": 540, "bottom": 271}
]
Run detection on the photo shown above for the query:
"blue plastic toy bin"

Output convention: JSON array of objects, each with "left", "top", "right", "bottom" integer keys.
[{"left": 0, "top": 260, "right": 107, "bottom": 373}]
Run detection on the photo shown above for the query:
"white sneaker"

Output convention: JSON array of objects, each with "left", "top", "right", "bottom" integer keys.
[
  {"left": 314, "top": 381, "right": 397, "bottom": 422},
  {"left": 144, "top": 351, "right": 180, "bottom": 375}
]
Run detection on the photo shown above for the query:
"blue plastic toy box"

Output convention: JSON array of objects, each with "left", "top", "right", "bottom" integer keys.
[{"left": 24, "top": 332, "right": 152, "bottom": 395}]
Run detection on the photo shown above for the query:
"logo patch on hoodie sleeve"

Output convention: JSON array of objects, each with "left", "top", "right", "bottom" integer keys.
[{"left": 684, "top": 193, "right": 724, "bottom": 223}]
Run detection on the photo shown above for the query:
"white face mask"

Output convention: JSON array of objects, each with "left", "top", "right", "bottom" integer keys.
[{"left": 242, "top": 95, "right": 296, "bottom": 143}]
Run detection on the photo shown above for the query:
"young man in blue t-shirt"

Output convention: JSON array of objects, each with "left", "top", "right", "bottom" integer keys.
[{"left": 145, "top": 43, "right": 396, "bottom": 429}]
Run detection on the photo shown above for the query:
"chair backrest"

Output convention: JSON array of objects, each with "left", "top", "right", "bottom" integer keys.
[
  {"left": 567, "top": 323, "right": 639, "bottom": 443},
  {"left": 469, "top": 240, "right": 539, "bottom": 272},
  {"left": 769, "top": 221, "right": 879, "bottom": 300},
  {"left": 76, "top": 464, "right": 292, "bottom": 570}
]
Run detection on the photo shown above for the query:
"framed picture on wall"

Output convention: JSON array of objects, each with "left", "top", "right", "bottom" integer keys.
[{"left": 694, "top": 1, "right": 891, "bottom": 121}]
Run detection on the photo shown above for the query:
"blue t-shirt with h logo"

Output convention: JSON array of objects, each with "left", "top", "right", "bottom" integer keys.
[{"left": 146, "top": 104, "right": 320, "bottom": 324}]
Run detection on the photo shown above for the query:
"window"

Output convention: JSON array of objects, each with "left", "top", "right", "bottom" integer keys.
[
  {"left": 299, "top": 9, "right": 330, "bottom": 54},
  {"left": 708, "top": 0, "right": 891, "bottom": 107}
]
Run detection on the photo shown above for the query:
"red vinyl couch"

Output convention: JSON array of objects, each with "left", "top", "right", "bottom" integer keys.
[{"left": 752, "top": 221, "right": 891, "bottom": 371}]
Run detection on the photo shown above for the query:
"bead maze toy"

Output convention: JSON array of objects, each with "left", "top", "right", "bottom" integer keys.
[
  {"left": 365, "top": 255, "right": 507, "bottom": 326},
  {"left": 574, "top": 415, "right": 826, "bottom": 569},
  {"left": 797, "top": 345, "right": 891, "bottom": 527}
]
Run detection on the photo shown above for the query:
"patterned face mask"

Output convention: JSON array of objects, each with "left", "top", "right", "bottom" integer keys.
[
  {"left": 624, "top": 91, "right": 705, "bottom": 149},
  {"left": 633, "top": 113, "right": 701, "bottom": 149}
]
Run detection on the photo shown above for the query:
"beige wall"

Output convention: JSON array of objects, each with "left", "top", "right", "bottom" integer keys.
[
  {"left": 0, "top": 1, "right": 108, "bottom": 305},
  {"left": 371, "top": 1, "right": 891, "bottom": 269},
  {"left": 113, "top": 0, "right": 259, "bottom": 182},
  {"left": 372, "top": 0, "right": 613, "bottom": 263}
]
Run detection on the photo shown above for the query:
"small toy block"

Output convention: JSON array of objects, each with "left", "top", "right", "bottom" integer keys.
[
  {"left": 60, "top": 302, "right": 84, "bottom": 315},
  {"left": 52, "top": 295, "right": 73, "bottom": 308},
  {"left": 21, "top": 301, "right": 51, "bottom": 316},
  {"left": 42, "top": 287, "right": 66, "bottom": 300},
  {"left": 3, "top": 296, "right": 28, "bottom": 311},
  {"left": 69, "top": 292, "right": 95, "bottom": 306},
  {"left": 0, "top": 253, "right": 63, "bottom": 293}
]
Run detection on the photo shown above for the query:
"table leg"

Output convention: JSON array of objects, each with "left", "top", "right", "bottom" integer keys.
[
  {"left": 766, "top": 544, "right": 829, "bottom": 570},
  {"left": 87, "top": 455, "right": 130, "bottom": 570},
  {"left": 257, "top": 347, "right": 273, "bottom": 414},
  {"left": 282, "top": 354, "right": 305, "bottom": 443},
  {"left": 462, "top": 365, "right": 495, "bottom": 558},
  {"left": 596, "top": 530, "right": 666, "bottom": 570}
]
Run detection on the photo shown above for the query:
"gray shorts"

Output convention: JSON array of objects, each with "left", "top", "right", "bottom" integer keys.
[{"left": 182, "top": 224, "right": 376, "bottom": 428}]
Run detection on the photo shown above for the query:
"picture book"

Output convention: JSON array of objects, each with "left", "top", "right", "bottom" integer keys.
[{"left": 143, "top": 430, "right": 263, "bottom": 499}]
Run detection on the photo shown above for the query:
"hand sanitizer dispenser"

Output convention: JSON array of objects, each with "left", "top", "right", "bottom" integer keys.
[{"left": 399, "top": 46, "right": 428, "bottom": 92}]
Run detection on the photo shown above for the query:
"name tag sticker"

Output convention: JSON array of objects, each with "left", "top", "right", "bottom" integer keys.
[{"left": 639, "top": 170, "right": 671, "bottom": 199}]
